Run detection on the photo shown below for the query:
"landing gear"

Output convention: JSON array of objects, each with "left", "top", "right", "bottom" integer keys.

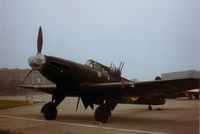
[
  {"left": 41, "top": 90, "right": 65, "bottom": 120},
  {"left": 94, "top": 105, "right": 111, "bottom": 123},
  {"left": 148, "top": 104, "right": 152, "bottom": 111},
  {"left": 41, "top": 102, "right": 57, "bottom": 120},
  {"left": 94, "top": 95, "right": 120, "bottom": 123}
]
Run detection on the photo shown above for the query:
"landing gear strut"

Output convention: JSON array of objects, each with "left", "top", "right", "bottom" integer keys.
[{"left": 41, "top": 90, "right": 65, "bottom": 120}]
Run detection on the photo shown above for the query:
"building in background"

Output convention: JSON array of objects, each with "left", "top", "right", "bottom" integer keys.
[{"left": 161, "top": 70, "right": 200, "bottom": 80}]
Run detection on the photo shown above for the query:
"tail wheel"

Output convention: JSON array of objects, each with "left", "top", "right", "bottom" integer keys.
[
  {"left": 148, "top": 105, "right": 152, "bottom": 111},
  {"left": 42, "top": 102, "right": 57, "bottom": 120},
  {"left": 94, "top": 105, "right": 111, "bottom": 123}
]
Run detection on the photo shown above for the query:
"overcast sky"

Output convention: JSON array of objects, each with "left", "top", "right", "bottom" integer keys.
[{"left": 0, "top": 0, "right": 200, "bottom": 80}]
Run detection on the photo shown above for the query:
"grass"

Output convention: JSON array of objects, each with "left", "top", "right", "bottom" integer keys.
[{"left": 0, "top": 99, "right": 34, "bottom": 110}]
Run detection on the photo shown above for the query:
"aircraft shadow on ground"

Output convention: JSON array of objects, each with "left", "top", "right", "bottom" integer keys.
[{"left": 27, "top": 106, "right": 195, "bottom": 125}]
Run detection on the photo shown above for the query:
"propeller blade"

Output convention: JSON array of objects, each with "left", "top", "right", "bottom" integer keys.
[
  {"left": 37, "top": 26, "right": 43, "bottom": 54},
  {"left": 75, "top": 97, "right": 80, "bottom": 111},
  {"left": 21, "top": 69, "right": 33, "bottom": 85}
]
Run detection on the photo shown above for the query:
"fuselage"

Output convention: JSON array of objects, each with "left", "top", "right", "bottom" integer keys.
[{"left": 39, "top": 55, "right": 121, "bottom": 92}]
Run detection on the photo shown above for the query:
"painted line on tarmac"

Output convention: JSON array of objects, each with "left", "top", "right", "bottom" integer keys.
[{"left": 0, "top": 115, "right": 168, "bottom": 134}]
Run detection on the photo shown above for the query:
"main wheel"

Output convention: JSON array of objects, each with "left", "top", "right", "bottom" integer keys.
[
  {"left": 94, "top": 105, "right": 111, "bottom": 123},
  {"left": 42, "top": 102, "right": 57, "bottom": 120}
]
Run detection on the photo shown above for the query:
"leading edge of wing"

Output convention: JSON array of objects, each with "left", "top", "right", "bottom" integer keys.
[{"left": 18, "top": 85, "right": 57, "bottom": 94}]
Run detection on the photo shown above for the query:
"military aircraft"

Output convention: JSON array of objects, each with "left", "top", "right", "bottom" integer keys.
[{"left": 20, "top": 26, "right": 200, "bottom": 123}]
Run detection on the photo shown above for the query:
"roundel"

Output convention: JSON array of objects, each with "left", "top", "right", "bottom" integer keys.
[{"left": 131, "top": 97, "right": 139, "bottom": 101}]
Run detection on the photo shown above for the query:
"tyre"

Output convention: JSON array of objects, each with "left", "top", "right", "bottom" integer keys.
[
  {"left": 94, "top": 105, "right": 111, "bottom": 123},
  {"left": 148, "top": 105, "right": 152, "bottom": 111},
  {"left": 43, "top": 102, "right": 57, "bottom": 120}
]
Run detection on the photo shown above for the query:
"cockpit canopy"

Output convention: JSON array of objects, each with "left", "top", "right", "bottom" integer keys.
[
  {"left": 85, "top": 60, "right": 107, "bottom": 73},
  {"left": 85, "top": 60, "right": 121, "bottom": 77}
]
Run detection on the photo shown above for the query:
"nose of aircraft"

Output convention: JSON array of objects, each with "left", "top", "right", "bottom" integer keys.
[{"left": 28, "top": 54, "right": 46, "bottom": 69}]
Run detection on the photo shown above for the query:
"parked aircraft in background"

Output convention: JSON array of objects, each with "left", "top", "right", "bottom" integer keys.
[
  {"left": 173, "top": 89, "right": 200, "bottom": 100},
  {"left": 20, "top": 26, "right": 200, "bottom": 123}
]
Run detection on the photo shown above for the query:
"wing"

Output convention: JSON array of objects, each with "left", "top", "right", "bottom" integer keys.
[
  {"left": 19, "top": 85, "right": 57, "bottom": 94},
  {"left": 80, "top": 78, "right": 200, "bottom": 97},
  {"left": 132, "top": 78, "right": 200, "bottom": 96}
]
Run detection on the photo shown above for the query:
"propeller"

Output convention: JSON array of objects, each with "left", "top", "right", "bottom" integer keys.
[
  {"left": 37, "top": 26, "right": 43, "bottom": 54},
  {"left": 21, "top": 69, "right": 33, "bottom": 84},
  {"left": 21, "top": 26, "right": 44, "bottom": 84}
]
